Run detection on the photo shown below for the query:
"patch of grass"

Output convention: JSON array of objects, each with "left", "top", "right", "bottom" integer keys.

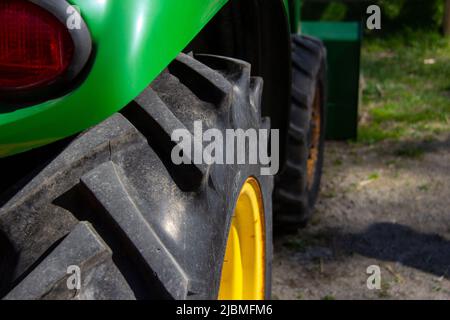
[
  {"left": 394, "top": 145, "right": 425, "bottom": 158},
  {"left": 377, "top": 281, "right": 391, "bottom": 299},
  {"left": 368, "top": 172, "right": 380, "bottom": 181},
  {"left": 333, "top": 158, "right": 343, "bottom": 166},
  {"left": 344, "top": 182, "right": 359, "bottom": 193},
  {"left": 385, "top": 159, "right": 398, "bottom": 166},
  {"left": 321, "top": 294, "right": 336, "bottom": 300},
  {"left": 322, "top": 190, "right": 337, "bottom": 199},
  {"left": 359, "top": 31, "right": 450, "bottom": 144},
  {"left": 432, "top": 285, "right": 442, "bottom": 293},
  {"left": 283, "top": 231, "right": 332, "bottom": 252},
  {"left": 358, "top": 124, "right": 403, "bottom": 144},
  {"left": 418, "top": 184, "right": 430, "bottom": 192}
]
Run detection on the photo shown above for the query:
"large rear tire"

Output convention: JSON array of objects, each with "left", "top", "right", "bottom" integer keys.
[{"left": 0, "top": 53, "right": 272, "bottom": 300}]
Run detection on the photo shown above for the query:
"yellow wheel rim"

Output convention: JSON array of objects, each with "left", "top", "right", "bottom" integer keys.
[{"left": 218, "top": 177, "right": 265, "bottom": 300}]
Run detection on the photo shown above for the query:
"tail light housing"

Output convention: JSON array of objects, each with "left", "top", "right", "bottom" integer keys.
[{"left": 0, "top": 0, "right": 92, "bottom": 103}]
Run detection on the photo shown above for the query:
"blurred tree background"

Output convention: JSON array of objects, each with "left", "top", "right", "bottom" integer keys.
[
  {"left": 302, "top": 0, "right": 447, "bottom": 35},
  {"left": 301, "top": 1, "right": 450, "bottom": 145}
]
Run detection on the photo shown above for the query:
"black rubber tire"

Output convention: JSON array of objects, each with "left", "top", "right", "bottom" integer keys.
[
  {"left": 274, "top": 35, "right": 327, "bottom": 228},
  {"left": 0, "top": 53, "right": 273, "bottom": 300}
]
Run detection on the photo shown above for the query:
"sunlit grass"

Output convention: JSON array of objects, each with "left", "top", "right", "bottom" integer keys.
[{"left": 359, "top": 30, "right": 450, "bottom": 144}]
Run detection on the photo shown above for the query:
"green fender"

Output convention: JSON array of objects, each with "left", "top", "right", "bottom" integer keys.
[{"left": 0, "top": 0, "right": 298, "bottom": 158}]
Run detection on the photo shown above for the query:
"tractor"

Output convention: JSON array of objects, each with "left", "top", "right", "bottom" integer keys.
[{"left": 0, "top": 0, "right": 326, "bottom": 300}]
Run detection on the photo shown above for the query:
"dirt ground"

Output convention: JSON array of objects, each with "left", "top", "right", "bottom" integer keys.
[{"left": 273, "top": 133, "right": 450, "bottom": 300}]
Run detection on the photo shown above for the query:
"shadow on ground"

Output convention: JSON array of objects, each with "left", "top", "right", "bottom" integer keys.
[
  {"left": 275, "top": 222, "right": 450, "bottom": 279},
  {"left": 345, "top": 223, "right": 450, "bottom": 279}
]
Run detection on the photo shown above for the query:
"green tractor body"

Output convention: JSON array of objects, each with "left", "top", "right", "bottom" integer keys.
[{"left": 0, "top": 0, "right": 302, "bottom": 158}]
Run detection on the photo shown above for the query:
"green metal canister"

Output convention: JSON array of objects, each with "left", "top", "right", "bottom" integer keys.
[{"left": 302, "top": 21, "right": 362, "bottom": 140}]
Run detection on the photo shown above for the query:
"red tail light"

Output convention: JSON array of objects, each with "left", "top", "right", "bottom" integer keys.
[{"left": 0, "top": 0, "right": 75, "bottom": 91}]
